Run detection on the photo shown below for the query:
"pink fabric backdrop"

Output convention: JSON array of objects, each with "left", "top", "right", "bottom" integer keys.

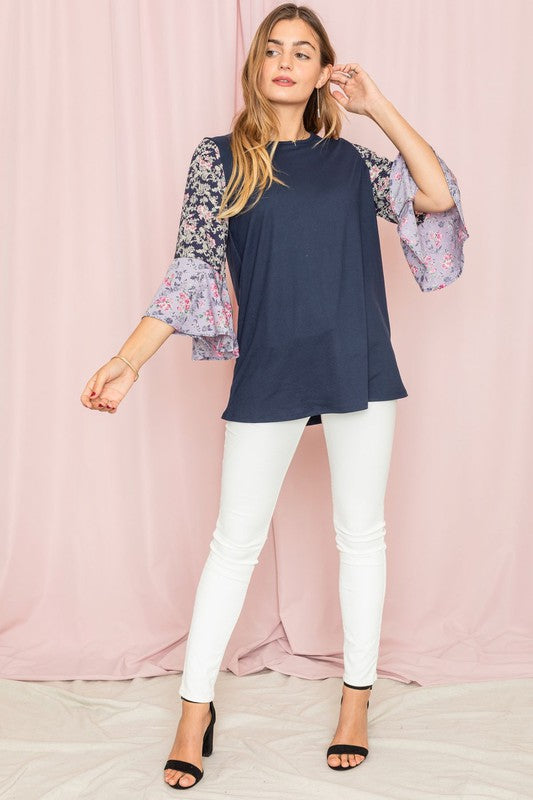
[{"left": 1, "top": 0, "right": 531, "bottom": 685}]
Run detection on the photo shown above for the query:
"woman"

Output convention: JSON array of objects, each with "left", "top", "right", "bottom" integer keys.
[{"left": 81, "top": 3, "right": 468, "bottom": 790}]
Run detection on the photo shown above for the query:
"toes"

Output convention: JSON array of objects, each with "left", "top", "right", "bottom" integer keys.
[
  {"left": 328, "top": 752, "right": 365, "bottom": 768},
  {"left": 164, "top": 769, "right": 180, "bottom": 786},
  {"left": 164, "top": 769, "right": 177, "bottom": 785},
  {"left": 164, "top": 769, "right": 196, "bottom": 788},
  {"left": 178, "top": 774, "right": 196, "bottom": 787}
]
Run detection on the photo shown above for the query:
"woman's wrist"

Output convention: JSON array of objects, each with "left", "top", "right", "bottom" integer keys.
[
  {"left": 112, "top": 354, "right": 140, "bottom": 380},
  {"left": 114, "top": 316, "right": 174, "bottom": 375},
  {"left": 363, "top": 94, "right": 394, "bottom": 122}
]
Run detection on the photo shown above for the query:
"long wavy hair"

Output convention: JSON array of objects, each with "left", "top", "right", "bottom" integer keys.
[{"left": 217, "top": 4, "right": 344, "bottom": 221}]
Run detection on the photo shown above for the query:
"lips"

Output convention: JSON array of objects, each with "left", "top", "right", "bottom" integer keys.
[{"left": 273, "top": 78, "right": 295, "bottom": 85}]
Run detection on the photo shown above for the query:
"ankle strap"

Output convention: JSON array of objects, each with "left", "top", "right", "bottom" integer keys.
[
  {"left": 343, "top": 682, "right": 373, "bottom": 690},
  {"left": 180, "top": 695, "right": 212, "bottom": 703}
]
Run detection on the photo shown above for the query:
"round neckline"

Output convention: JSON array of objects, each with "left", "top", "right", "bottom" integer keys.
[{"left": 267, "top": 132, "right": 321, "bottom": 149}]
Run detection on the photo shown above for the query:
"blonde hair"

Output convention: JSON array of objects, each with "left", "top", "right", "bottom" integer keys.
[{"left": 217, "top": 3, "right": 344, "bottom": 221}]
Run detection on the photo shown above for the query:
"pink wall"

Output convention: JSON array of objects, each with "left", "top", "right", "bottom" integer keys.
[{"left": 1, "top": 0, "right": 531, "bottom": 684}]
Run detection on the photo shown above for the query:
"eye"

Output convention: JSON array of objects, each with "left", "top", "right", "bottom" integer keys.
[{"left": 265, "top": 49, "right": 310, "bottom": 59}]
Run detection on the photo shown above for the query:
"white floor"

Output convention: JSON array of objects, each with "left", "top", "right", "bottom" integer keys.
[{"left": 1, "top": 671, "right": 531, "bottom": 799}]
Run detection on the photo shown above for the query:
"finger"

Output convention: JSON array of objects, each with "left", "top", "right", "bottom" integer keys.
[
  {"left": 92, "top": 378, "right": 106, "bottom": 398},
  {"left": 91, "top": 369, "right": 111, "bottom": 399},
  {"left": 330, "top": 71, "right": 352, "bottom": 87},
  {"left": 331, "top": 90, "right": 348, "bottom": 107},
  {"left": 81, "top": 380, "right": 98, "bottom": 402},
  {"left": 331, "top": 70, "right": 350, "bottom": 81},
  {"left": 81, "top": 387, "right": 99, "bottom": 409},
  {"left": 86, "top": 395, "right": 99, "bottom": 409},
  {"left": 333, "top": 63, "right": 361, "bottom": 80}
]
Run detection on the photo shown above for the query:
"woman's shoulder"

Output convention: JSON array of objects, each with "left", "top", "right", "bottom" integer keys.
[
  {"left": 319, "top": 134, "right": 365, "bottom": 158},
  {"left": 333, "top": 136, "right": 367, "bottom": 156},
  {"left": 203, "top": 132, "right": 232, "bottom": 148},
  {"left": 194, "top": 133, "right": 231, "bottom": 165}
]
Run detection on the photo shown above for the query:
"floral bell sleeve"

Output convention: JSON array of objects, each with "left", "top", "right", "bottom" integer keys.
[
  {"left": 142, "top": 137, "right": 239, "bottom": 359},
  {"left": 352, "top": 142, "right": 469, "bottom": 292}
]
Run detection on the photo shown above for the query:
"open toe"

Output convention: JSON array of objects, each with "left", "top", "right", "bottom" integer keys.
[
  {"left": 164, "top": 759, "right": 203, "bottom": 789},
  {"left": 326, "top": 744, "right": 368, "bottom": 770}
]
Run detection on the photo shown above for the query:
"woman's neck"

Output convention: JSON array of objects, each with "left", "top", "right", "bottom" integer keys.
[{"left": 268, "top": 126, "right": 310, "bottom": 143}]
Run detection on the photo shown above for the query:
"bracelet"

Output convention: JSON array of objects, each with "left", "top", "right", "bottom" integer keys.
[{"left": 112, "top": 355, "right": 140, "bottom": 381}]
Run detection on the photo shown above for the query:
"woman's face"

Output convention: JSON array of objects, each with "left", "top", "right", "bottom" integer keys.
[{"left": 259, "top": 18, "right": 328, "bottom": 112}]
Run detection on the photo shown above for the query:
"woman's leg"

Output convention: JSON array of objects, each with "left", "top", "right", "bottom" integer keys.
[
  {"left": 178, "top": 415, "right": 310, "bottom": 703},
  {"left": 321, "top": 400, "right": 398, "bottom": 687},
  {"left": 321, "top": 400, "right": 397, "bottom": 769}
]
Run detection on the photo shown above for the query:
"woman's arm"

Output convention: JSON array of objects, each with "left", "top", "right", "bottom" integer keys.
[
  {"left": 338, "top": 61, "right": 470, "bottom": 293},
  {"left": 142, "top": 137, "right": 239, "bottom": 360},
  {"left": 115, "top": 315, "right": 174, "bottom": 374},
  {"left": 364, "top": 96, "right": 455, "bottom": 214},
  {"left": 80, "top": 139, "right": 238, "bottom": 413},
  {"left": 330, "top": 62, "right": 456, "bottom": 213}
]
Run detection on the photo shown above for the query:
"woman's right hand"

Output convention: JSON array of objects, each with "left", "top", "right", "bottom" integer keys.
[{"left": 80, "top": 356, "right": 138, "bottom": 413}]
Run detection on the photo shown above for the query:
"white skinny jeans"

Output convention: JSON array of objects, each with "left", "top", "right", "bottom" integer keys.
[{"left": 178, "top": 400, "right": 397, "bottom": 702}]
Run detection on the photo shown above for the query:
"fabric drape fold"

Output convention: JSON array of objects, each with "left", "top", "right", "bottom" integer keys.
[
  {"left": 389, "top": 150, "right": 470, "bottom": 291},
  {"left": 352, "top": 142, "right": 469, "bottom": 292},
  {"left": 142, "top": 138, "right": 239, "bottom": 360},
  {"left": 144, "top": 255, "right": 239, "bottom": 360}
]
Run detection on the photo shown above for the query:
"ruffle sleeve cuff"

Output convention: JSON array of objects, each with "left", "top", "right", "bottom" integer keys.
[
  {"left": 389, "top": 150, "right": 470, "bottom": 292},
  {"left": 142, "top": 256, "right": 240, "bottom": 360}
]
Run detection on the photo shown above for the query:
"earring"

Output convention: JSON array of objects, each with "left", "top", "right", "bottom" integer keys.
[{"left": 316, "top": 86, "right": 320, "bottom": 118}]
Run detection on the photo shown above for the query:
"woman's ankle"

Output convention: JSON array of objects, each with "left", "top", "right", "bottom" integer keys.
[
  {"left": 343, "top": 682, "right": 373, "bottom": 690},
  {"left": 181, "top": 695, "right": 211, "bottom": 705}
]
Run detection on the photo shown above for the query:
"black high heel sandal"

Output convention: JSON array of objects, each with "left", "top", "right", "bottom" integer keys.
[
  {"left": 164, "top": 697, "right": 216, "bottom": 789},
  {"left": 326, "top": 682, "right": 372, "bottom": 770}
]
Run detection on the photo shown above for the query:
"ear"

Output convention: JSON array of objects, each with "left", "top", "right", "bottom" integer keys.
[{"left": 319, "top": 64, "right": 333, "bottom": 90}]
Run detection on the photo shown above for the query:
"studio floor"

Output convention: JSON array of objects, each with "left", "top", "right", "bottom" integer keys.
[{"left": 1, "top": 670, "right": 531, "bottom": 799}]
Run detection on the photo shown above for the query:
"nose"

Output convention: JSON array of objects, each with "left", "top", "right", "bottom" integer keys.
[{"left": 277, "top": 58, "right": 293, "bottom": 70}]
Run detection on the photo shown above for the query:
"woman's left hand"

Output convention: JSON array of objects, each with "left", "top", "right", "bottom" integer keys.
[{"left": 329, "top": 63, "right": 385, "bottom": 116}]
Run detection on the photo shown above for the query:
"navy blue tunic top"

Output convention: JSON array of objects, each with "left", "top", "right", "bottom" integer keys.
[
  {"left": 143, "top": 132, "right": 467, "bottom": 423},
  {"left": 213, "top": 131, "right": 407, "bottom": 427}
]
